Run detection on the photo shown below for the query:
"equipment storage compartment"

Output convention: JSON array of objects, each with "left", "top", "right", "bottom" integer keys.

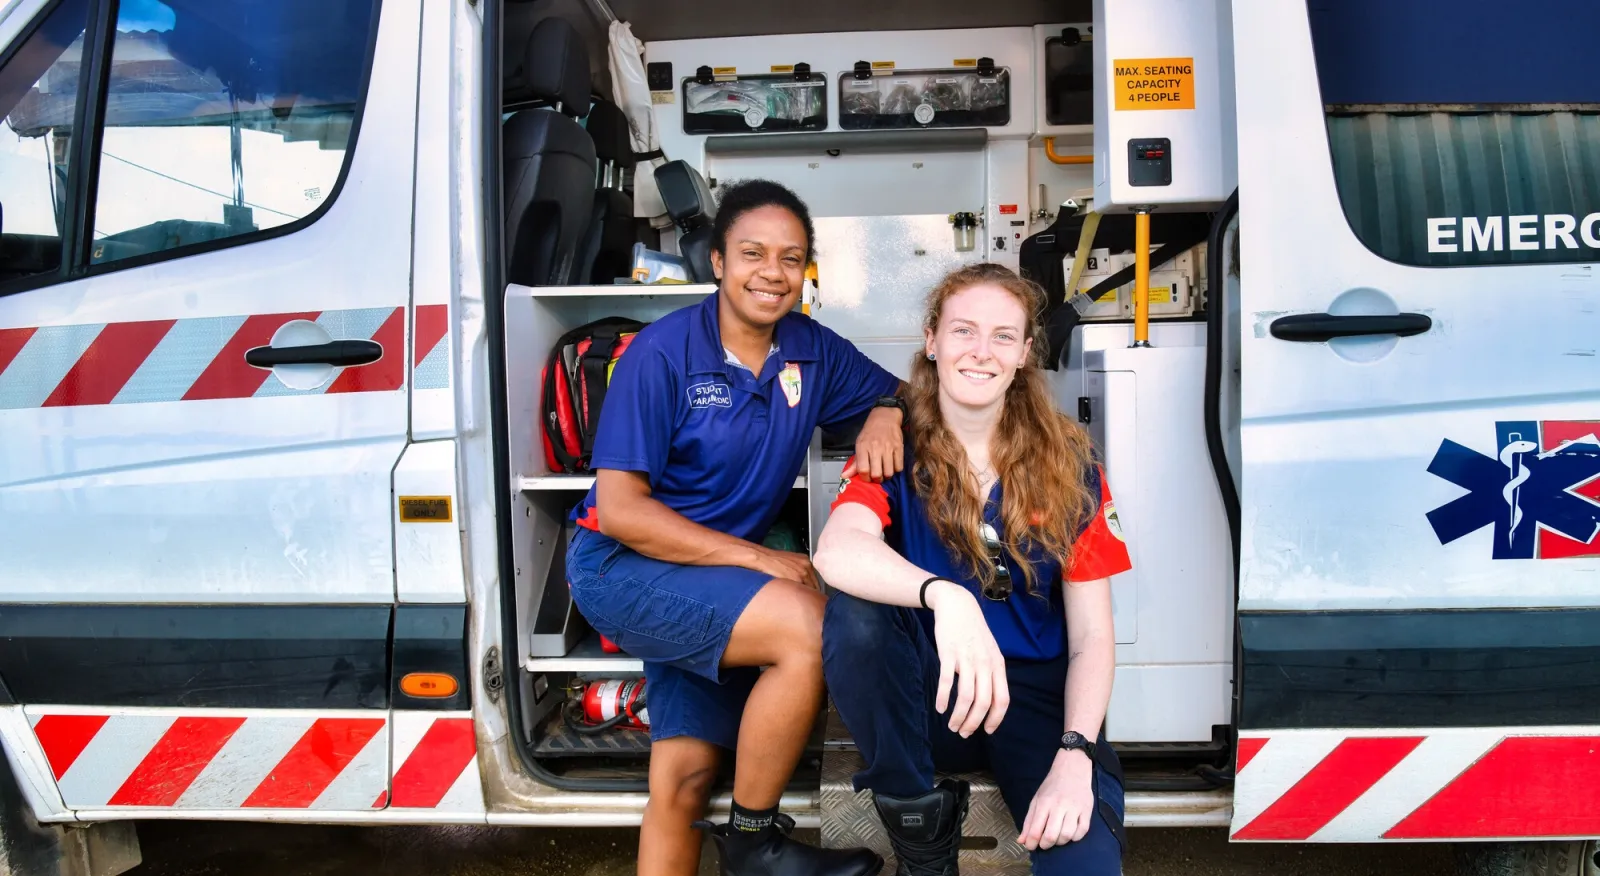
[
  {"left": 683, "top": 66, "right": 828, "bottom": 134},
  {"left": 839, "top": 60, "right": 1011, "bottom": 130},
  {"left": 503, "top": 283, "right": 818, "bottom": 773},
  {"left": 1042, "top": 26, "right": 1094, "bottom": 127},
  {"left": 504, "top": 284, "right": 715, "bottom": 770}
]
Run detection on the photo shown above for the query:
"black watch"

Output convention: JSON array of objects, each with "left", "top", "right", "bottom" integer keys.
[
  {"left": 1060, "top": 731, "right": 1095, "bottom": 759},
  {"left": 873, "top": 395, "right": 906, "bottom": 415}
]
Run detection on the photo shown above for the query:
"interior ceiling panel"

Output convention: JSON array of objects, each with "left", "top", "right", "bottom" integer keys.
[{"left": 602, "top": 0, "right": 1092, "bottom": 41}]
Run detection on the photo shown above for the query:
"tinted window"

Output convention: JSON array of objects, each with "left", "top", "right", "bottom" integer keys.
[
  {"left": 85, "top": 0, "right": 379, "bottom": 265},
  {"left": 0, "top": 0, "right": 91, "bottom": 285},
  {"left": 1308, "top": 0, "right": 1600, "bottom": 267}
]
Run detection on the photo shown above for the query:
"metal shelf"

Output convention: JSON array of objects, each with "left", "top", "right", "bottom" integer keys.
[
  {"left": 520, "top": 283, "right": 716, "bottom": 298},
  {"left": 518, "top": 475, "right": 597, "bottom": 491},
  {"left": 518, "top": 475, "right": 808, "bottom": 491},
  {"left": 525, "top": 633, "right": 644, "bottom": 673}
]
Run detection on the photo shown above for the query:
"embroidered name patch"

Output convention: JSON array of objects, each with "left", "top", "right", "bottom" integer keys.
[{"left": 688, "top": 382, "right": 732, "bottom": 409}]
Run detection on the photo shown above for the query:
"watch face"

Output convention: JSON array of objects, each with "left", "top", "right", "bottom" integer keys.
[{"left": 1061, "top": 731, "right": 1085, "bottom": 747}]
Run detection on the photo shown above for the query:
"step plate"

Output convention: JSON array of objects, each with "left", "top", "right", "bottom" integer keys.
[
  {"left": 821, "top": 747, "right": 1032, "bottom": 876},
  {"left": 534, "top": 712, "right": 653, "bottom": 757}
]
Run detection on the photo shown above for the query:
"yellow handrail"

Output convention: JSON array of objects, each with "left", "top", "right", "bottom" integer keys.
[
  {"left": 1133, "top": 210, "right": 1151, "bottom": 346},
  {"left": 1045, "top": 137, "right": 1092, "bottom": 165}
]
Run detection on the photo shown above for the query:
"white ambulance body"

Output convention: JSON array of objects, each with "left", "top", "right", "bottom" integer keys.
[{"left": 0, "top": 0, "right": 1596, "bottom": 872}]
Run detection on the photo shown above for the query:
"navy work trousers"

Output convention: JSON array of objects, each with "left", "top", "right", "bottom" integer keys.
[{"left": 822, "top": 591, "right": 1126, "bottom": 876}]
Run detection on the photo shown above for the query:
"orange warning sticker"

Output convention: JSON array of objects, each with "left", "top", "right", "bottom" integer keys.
[
  {"left": 399, "top": 496, "right": 453, "bottom": 523},
  {"left": 1113, "top": 58, "right": 1194, "bottom": 111}
]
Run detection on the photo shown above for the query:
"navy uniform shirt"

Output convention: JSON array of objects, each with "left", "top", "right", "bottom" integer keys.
[
  {"left": 833, "top": 449, "right": 1132, "bottom": 661},
  {"left": 573, "top": 292, "right": 900, "bottom": 543}
]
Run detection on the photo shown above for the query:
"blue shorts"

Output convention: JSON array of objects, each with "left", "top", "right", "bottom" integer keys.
[{"left": 565, "top": 526, "right": 770, "bottom": 750}]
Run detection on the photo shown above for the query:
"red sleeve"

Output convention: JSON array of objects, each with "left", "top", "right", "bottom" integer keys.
[
  {"left": 829, "top": 456, "right": 892, "bottom": 530},
  {"left": 1065, "top": 466, "right": 1132, "bottom": 583}
]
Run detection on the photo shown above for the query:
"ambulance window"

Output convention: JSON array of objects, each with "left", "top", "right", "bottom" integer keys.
[
  {"left": 0, "top": 0, "right": 92, "bottom": 286},
  {"left": 85, "top": 0, "right": 379, "bottom": 266},
  {"left": 1307, "top": 0, "right": 1600, "bottom": 268}
]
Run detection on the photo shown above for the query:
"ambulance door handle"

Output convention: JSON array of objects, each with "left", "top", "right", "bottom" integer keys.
[
  {"left": 1269, "top": 313, "right": 1431, "bottom": 343},
  {"left": 245, "top": 339, "right": 383, "bottom": 368}
]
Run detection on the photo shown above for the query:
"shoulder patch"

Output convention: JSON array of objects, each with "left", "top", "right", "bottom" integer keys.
[{"left": 1104, "top": 502, "right": 1124, "bottom": 542}]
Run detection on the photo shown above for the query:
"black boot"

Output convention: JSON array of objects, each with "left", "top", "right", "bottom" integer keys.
[
  {"left": 872, "top": 779, "right": 970, "bottom": 876},
  {"left": 697, "top": 813, "right": 884, "bottom": 876}
]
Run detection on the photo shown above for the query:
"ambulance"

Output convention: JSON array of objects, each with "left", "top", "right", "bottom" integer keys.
[{"left": 0, "top": 0, "right": 1596, "bottom": 873}]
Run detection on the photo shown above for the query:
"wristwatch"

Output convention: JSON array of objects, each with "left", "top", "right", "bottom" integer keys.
[
  {"left": 1059, "top": 730, "right": 1096, "bottom": 760},
  {"left": 873, "top": 395, "right": 906, "bottom": 415}
]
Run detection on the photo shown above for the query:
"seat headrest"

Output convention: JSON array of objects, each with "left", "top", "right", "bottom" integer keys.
[
  {"left": 523, "top": 17, "right": 590, "bottom": 114},
  {"left": 586, "top": 100, "right": 633, "bottom": 166},
  {"left": 654, "top": 160, "right": 716, "bottom": 226}
]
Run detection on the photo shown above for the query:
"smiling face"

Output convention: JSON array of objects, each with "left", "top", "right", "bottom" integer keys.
[
  {"left": 709, "top": 204, "right": 808, "bottom": 330},
  {"left": 924, "top": 283, "right": 1034, "bottom": 412}
]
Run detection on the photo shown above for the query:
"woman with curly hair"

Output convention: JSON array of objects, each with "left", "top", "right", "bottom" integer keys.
[{"left": 815, "top": 263, "right": 1130, "bottom": 876}]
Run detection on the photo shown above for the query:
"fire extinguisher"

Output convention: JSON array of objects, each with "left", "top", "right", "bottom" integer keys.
[{"left": 564, "top": 678, "right": 648, "bottom": 734}]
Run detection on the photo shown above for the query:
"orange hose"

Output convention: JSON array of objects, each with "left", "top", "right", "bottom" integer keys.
[{"left": 1045, "top": 138, "right": 1093, "bottom": 165}]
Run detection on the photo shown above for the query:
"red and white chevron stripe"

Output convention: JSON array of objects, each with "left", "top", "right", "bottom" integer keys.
[
  {"left": 0, "top": 304, "right": 448, "bottom": 409},
  {"left": 385, "top": 711, "right": 483, "bottom": 811},
  {"left": 25, "top": 708, "right": 480, "bottom": 814},
  {"left": 1231, "top": 727, "right": 1600, "bottom": 841}
]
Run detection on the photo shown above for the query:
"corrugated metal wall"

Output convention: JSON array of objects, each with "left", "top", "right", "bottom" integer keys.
[{"left": 1325, "top": 111, "right": 1600, "bottom": 267}]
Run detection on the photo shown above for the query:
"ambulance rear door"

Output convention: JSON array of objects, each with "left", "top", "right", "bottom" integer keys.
[
  {"left": 0, "top": 0, "right": 427, "bottom": 817},
  {"left": 1230, "top": 0, "right": 1600, "bottom": 844}
]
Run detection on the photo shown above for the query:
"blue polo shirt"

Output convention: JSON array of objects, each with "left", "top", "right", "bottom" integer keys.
[
  {"left": 573, "top": 293, "right": 900, "bottom": 543},
  {"left": 832, "top": 449, "right": 1132, "bottom": 661}
]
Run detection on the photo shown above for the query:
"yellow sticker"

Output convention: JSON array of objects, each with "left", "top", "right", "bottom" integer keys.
[
  {"left": 1113, "top": 57, "right": 1195, "bottom": 111},
  {"left": 1149, "top": 285, "right": 1174, "bottom": 304},
  {"left": 651, "top": 91, "right": 675, "bottom": 105},
  {"left": 871, "top": 60, "right": 896, "bottom": 74},
  {"left": 953, "top": 58, "right": 978, "bottom": 68},
  {"left": 712, "top": 66, "right": 738, "bottom": 81},
  {"left": 770, "top": 64, "right": 794, "bottom": 73},
  {"left": 399, "top": 496, "right": 453, "bottom": 523}
]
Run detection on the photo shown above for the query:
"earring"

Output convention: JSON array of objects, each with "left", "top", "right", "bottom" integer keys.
[{"left": 927, "top": 352, "right": 936, "bottom": 361}]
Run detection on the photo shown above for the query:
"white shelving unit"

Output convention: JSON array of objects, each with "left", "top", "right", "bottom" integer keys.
[{"left": 506, "top": 282, "right": 818, "bottom": 678}]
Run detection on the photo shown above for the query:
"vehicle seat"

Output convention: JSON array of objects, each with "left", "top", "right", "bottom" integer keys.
[
  {"left": 503, "top": 18, "right": 595, "bottom": 286},
  {"left": 653, "top": 160, "right": 717, "bottom": 284},
  {"left": 578, "top": 99, "right": 636, "bottom": 284}
]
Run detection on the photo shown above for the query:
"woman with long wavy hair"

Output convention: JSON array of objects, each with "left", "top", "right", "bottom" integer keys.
[{"left": 815, "top": 263, "right": 1131, "bottom": 876}]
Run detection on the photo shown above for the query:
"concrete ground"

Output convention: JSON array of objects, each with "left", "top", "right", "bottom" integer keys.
[{"left": 125, "top": 821, "right": 1461, "bottom": 876}]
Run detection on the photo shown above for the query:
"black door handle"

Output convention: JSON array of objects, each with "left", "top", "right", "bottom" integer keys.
[
  {"left": 1269, "top": 313, "right": 1432, "bottom": 343},
  {"left": 245, "top": 340, "right": 383, "bottom": 368}
]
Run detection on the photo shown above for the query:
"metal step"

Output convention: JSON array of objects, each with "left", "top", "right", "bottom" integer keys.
[
  {"left": 821, "top": 746, "right": 1032, "bottom": 876},
  {"left": 819, "top": 708, "right": 1031, "bottom": 875},
  {"left": 818, "top": 709, "right": 1234, "bottom": 872}
]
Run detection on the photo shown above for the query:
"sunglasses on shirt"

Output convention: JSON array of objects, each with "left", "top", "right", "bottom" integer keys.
[{"left": 979, "top": 522, "right": 1013, "bottom": 601}]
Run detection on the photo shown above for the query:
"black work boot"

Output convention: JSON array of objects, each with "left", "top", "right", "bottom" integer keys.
[
  {"left": 697, "top": 813, "right": 884, "bottom": 876},
  {"left": 872, "top": 779, "right": 970, "bottom": 876}
]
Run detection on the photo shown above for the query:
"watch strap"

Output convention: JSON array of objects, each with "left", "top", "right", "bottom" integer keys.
[{"left": 1060, "top": 731, "right": 1096, "bottom": 758}]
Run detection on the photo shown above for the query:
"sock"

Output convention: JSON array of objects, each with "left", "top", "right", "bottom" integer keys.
[{"left": 728, "top": 799, "right": 779, "bottom": 834}]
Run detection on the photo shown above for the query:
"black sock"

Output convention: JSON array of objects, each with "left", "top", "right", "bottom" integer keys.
[{"left": 729, "top": 799, "right": 779, "bottom": 834}]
